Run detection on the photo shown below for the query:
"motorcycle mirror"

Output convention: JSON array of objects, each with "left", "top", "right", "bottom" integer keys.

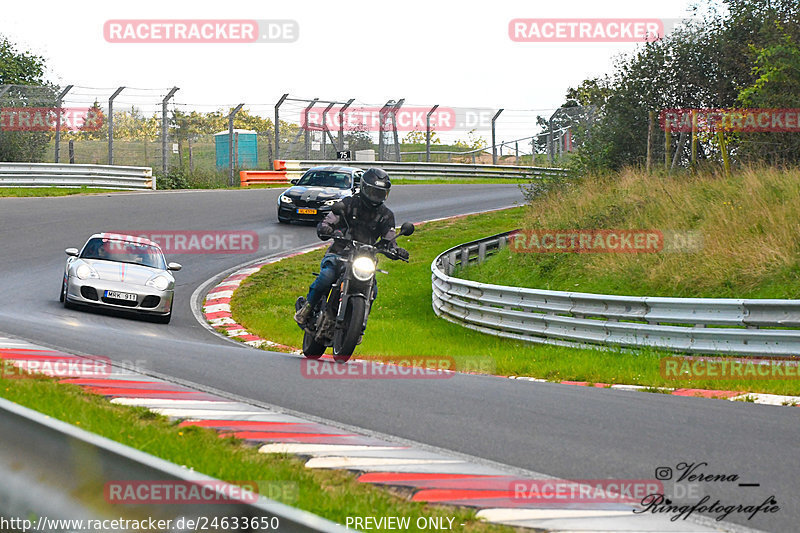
[
  {"left": 399, "top": 222, "right": 415, "bottom": 236},
  {"left": 331, "top": 202, "right": 345, "bottom": 217}
]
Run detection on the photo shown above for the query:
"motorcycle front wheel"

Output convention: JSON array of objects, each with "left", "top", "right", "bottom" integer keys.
[
  {"left": 332, "top": 297, "right": 365, "bottom": 363},
  {"left": 302, "top": 330, "right": 326, "bottom": 358}
]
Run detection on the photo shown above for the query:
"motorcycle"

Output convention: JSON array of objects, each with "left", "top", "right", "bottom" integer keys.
[{"left": 295, "top": 203, "right": 414, "bottom": 363}]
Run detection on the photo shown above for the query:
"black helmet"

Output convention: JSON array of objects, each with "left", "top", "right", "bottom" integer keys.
[{"left": 359, "top": 168, "right": 391, "bottom": 207}]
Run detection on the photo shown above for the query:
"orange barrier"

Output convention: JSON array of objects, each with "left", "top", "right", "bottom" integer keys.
[{"left": 240, "top": 170, "right": 289, "bottom": 186}]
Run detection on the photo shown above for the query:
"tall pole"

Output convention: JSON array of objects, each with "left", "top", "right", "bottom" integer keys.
[
  {"left": 304, "top": 98, "right": 319, "bottom": 160},
  {"left": 161, "top": 87, "right": 179, "bottom": 175},
  {"left": 391, "top": 98, "right": 404, "bottom": 162},
  {"left": 646, "top": 110, "right": 654, "bottom": 173},
  {"left": 491, "top": 108, "right": 504, "bottom": 165},
  {"left": 107, "top": 86, "right": 125, "bottom": 165},
  {"left": 338, "top": 98, "right": 354, "bottom": 152},
  {"left": 320, "top": 102, "right": 335, "bottom": 159},
  {"left": 54, "top": 85, "right": 73, "bottom": 163},
  {"left": 426, "top": 104, "right": 439, "bottom": 162},
  {"left": 274, "top": 93, "right": 288, "bottom": 163},
  {"left": 378, "top": 100, "right": 392, "bottom": 161},
  {"left": 228, "top": 103, "right": 244, "bottom": 186}
]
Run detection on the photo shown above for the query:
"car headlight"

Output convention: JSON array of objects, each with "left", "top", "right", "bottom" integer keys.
[
  {"left": 146, "top": 275, "right": 170, "bottom": 291},
  {"left": 279, "top": 195, "right": 293, "bottom": 204},
  {"left": 75, "top": 264, "right": 99, "bottom": 280},
  {"left": 323, "top": 199, "right": 337, "bottom": 206},
  {"left": 352, "top": 256, "right": 376, "bottom": 281}
]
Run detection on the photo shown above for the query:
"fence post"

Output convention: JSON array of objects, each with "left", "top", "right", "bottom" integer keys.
[
  {"left": 303, "top": 98, "right": 319, "bottom": 160},
  {"left": 646, "top": 110, "right": 653, "bottom": 173},
  {"left": 378, "top": 100, "right": 392, "bottom": 160},
  {"left": 691, "top": 109, "right": 698, "bottom": 171},
  {"left": 491, "top": 108, "right": 504, "bottom": 164},
  {"left": 426, "top": 104, "right": 439, "bottom": 162},
  {"left": 68, "top": 140, "right": 75, "bottom": 164},
  {"left": 274, "top": 93, "right": 288, "bottom": 163},
  {"left": 227, "top": 103, "right": 244, "bottom": 186},
  {"left": 515, "top": 141, "right": 519, "bottom": 165},
  {"left": 160, "top": 87, "right": 179, "bottom": 176},
  {"left": 320, "top": 102, "right": 335, "bottom": 159},
  {"left": 338, "top": 98, "right": 354, "bottom": 152},
  {"left": 391, "top": 99, "right": 404, "bottom": 162},
  {"left": 54, "top": 85, "right": 73, "bottom": 163},
  {"left": 548, "top": 117, "right": 555, "bottom": 166},
  {"left": 107, "top": 87, "right": 125, "bottom": 165},
  {"left": 664, "top": 122, "right": 672, "bottom": 172}
]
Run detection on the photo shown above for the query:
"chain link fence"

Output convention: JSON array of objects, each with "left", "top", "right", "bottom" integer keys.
[{"left": 1, "top": 85, "right": 594, "bottom": 188}]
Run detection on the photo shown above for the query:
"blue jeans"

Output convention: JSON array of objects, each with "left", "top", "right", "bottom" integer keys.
[{"left": 306, "top": 253, "right": 343, "bottom": 308}]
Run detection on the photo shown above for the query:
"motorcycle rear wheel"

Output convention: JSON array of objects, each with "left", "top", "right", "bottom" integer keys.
[{"left": 332, "top": 297, "right": 365, "bottom": 363}]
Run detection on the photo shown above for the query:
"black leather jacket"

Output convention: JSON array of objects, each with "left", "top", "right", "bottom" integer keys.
[{"left": 317, "top": 195, "right": 398, "bottom": 255}]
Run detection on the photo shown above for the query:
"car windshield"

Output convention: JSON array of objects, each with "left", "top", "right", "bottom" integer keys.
[
  {"left": 297, "top": 170, "right": 352, "bottom": 189},
  {"left": 80, "top": 238, "right": 166, "bottom": 270}
]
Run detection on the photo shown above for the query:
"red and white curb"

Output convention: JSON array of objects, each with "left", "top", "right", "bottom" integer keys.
[
  {"left": 201, "top": 246, "right": 800, "bottom": 410},
  {"left": 0, "top": 336, "right": 743, "bottom": 533}
]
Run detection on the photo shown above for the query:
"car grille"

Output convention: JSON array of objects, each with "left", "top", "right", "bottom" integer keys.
[
  {"left": 101, "top": 296, "right": 138, "bottom": 307},
  {"left": 294, "top": 199, "right": 316, "bottom": 208},
  {"left": 80, "top": 286, "right": 99, "bottom": 301},
  {"left": 141, "top": 295, "right": 161, "bottom": 308}
]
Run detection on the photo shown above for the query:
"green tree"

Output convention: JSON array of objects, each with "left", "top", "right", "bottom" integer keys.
[{"left": 0, "top": 35, "right": 54, "bottom": 162}]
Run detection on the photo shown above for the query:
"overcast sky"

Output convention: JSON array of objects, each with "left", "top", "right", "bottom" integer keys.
[{"left": 1, "top": 0, "right": 702, "bottom": 139}]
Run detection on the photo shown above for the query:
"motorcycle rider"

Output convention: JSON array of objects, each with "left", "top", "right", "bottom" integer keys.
[{"left": 294, "top": 168, "right": 409, "bottom": 328}]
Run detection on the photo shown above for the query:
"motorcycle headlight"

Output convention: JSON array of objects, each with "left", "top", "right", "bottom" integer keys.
[
  {"left": 279, "top": 195, "right": 293, "bottom": 204},
  {"left": 352, "top": 256, "right": 376, "bottom": 281},
  {"left": 323, "top": 199, "right": 337, "bottom": 206},
  {"left": 146, "top": 275, "right": 170, "bottom": 291},
  {"left": 75, "top": 264, "right": 99, "bottom": 280}
]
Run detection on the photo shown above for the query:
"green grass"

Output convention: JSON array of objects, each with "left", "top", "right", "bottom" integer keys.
[
  {"left": 0, "top": 187, "right": 122, "bottom": 197},
  {"left": 464, "top": 167, "right": 800, "bottom": 299},
  {"left": 230, "top": 207, "right": 800, "bottom": 396},
  {"left": 0, "top": 366, "right": 512, "bottom": 532}
]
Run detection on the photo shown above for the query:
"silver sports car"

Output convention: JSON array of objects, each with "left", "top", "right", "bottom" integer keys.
[{"left": 60, "top": 233, "right": 182, "bottom": 324}]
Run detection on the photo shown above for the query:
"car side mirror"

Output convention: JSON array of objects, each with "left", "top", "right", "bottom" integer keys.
[
  {"left": 168, "top": 262, "right": 182, "bottom": 272},
  {"left": 399, "top": 222, "right": 415, "bottom": 236},
  {"left": 65, "top": 248, "right": 79, "bottom": 257},
  {"left": 331, "top": 202, "right": 345, "bottom": 217},
  {"left": 290, "top": 178, "right": 299, "bottom": 185}
]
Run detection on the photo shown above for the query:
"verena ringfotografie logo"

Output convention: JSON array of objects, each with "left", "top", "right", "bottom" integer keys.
[
  {"left": 661, "top": 357, "right": 800, "bottom": 380},
  {"left": 104, "top": 19, "right": 298, "bottom": 43},
  {"left": 509, "top": 19, "right": 665, "bottom": 42},
  {"left": 512, "top": 479, "right": 664, "bottom": 504},
  {"left": 661, "top": 108, "right": 800, "bottom": 133},
  {"left": 0, "top": 107, "right": 103, "bottom": 132},
  {"left": 301, "top": 107, "right": 457, "bottom": 133},
  {"left": 511, "top": 230, "right": 663, "bottom": 253},
  {"left": 2, "top": 355, "right": 111, "bottom": 379},
  {"left": 107, "top": 231, "right": 259, "bottom": 254}
]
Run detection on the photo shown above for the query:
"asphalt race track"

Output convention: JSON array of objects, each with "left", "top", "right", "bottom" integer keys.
[{"left": 0, "top": 184, "right": 797, "bottom": 533}]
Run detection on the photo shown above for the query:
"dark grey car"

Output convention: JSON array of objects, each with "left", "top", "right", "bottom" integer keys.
[{"left": 277, "top": 166, "right": 363, "bottom": 224}]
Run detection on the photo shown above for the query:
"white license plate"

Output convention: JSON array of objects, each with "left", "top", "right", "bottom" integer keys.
[{"left": 105, "top": 290, "right": 137, "bottom": 301}]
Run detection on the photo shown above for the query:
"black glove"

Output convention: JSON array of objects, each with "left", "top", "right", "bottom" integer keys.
[
  {"left": 332, "top": 229, "right": 345, "bottom": 239},
  {"left": 395, "top": 247, "right": 409, "bottom": 261}
]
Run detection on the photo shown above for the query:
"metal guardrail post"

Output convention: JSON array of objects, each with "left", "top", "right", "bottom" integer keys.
[{"left": 107, "top": 86, "right": 125, "bottom": 165}]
